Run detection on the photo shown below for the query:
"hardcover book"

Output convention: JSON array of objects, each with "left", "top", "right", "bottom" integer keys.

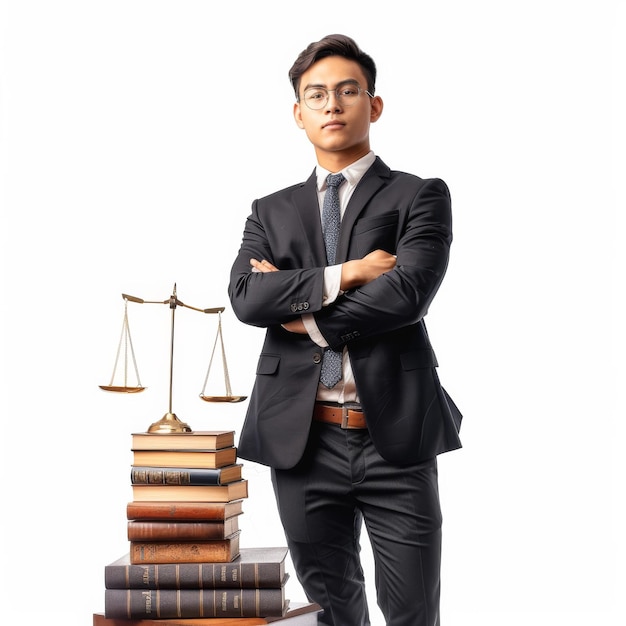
[
  {"left": 126, "top": 500, "right": 244, "bottom": 521},
  {"left": 132, "top": 447, "right": 237, "bottom": 469},
  {"left": 104, "top": 586, "right": 287, "bottom": 619},
  {"left": 131, "top": 431, "right": 235, "bottom": 451},
  {"left": 105, "top": 546, "right": 288, "bottom": 590},
  {"left": 94, "top": 601, "right": 321, "bottom": 625},
  {"left": 127, "top": 516, "right": 240, "bottom": 541},
  {"left": 130, "top": 532, "right": 241, "bottom": 564},
  {"left": 131, "top": 480, "right": 248, "bottom": 503},
  {"left": 130, "top": 464, "right": 243, "bottom": 486}
]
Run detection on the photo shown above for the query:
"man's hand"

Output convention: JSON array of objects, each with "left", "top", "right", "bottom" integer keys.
[
  {"left": 281, "top": 318, "right": 307, "bottom": 333},
  {"left": 250, "top": 258, "right": 279, "bottom": 273},
  {"left": 341, "top": 249, "right": 397, "bottom": 290}
]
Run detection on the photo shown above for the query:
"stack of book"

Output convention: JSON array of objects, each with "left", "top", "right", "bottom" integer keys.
[
  {"left": 126, "top": 430, "right": 247, "bottom": 566},
  {"left": 102, "top": 547, "right": 291, "bottom": 621},
  {"left": 100, "top": 429, "right": 297, "bottom": 621}
]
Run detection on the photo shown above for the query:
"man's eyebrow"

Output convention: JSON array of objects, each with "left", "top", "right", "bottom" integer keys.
[{"left": 302, "top": 78, "right": 361, "bottom": 91}]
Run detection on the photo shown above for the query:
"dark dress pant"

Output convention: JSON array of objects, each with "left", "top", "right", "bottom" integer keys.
[{"left": 271, "top": 421, "right": 442, "bottom": 626}]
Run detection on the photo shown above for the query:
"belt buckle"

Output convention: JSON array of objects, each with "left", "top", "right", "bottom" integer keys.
[
  {"left": 341, "top": 407, "right": 350, "bottom": 429},
  {"left": 341, "top": 407, "right": 362, "bottom": 429}
]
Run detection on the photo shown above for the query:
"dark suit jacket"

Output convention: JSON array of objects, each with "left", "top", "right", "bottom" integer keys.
[{"left": 228, "top": 156, "right": 462, "bottom": 469}]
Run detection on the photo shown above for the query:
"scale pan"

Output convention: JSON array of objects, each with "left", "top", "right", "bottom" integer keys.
[
  {"left": 200, "top": 395, "right": 247, "bottom": 403},
  {"left": 99, "top": 385, "right": 146, "bottom": 393}
]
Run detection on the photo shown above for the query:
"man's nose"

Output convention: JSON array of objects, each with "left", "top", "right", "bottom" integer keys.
[{"left": 326, "top": 91, "right": 342, "bottom": 111}]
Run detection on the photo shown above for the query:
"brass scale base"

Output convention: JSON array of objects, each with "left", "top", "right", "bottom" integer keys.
[{"left": 99, "top": 286, "right": 246, "bottom": 433}]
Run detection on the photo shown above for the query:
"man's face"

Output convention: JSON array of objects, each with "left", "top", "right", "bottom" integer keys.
[{"left": 293, "top": 55, "right": 382, "bottom": 161}]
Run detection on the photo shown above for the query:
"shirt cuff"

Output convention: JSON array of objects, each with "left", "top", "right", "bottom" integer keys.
[
  {"left": 302, "top": 265, "right": 342, "bottom": 348},
  {"left": 323, "top": 265, "right": 342, "bottom": 305},
  {"left": 302, "top": 313, "right": 327, "bottom": 347}
]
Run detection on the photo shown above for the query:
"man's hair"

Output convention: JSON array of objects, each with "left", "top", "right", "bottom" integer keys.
[{"left": 289, "top": 34, "right": 377, "bottom": 100}]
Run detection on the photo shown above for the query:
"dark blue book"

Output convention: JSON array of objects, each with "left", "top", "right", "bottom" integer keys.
[{"left": 130, "top": 464, "right": 243, "bottom": 486}]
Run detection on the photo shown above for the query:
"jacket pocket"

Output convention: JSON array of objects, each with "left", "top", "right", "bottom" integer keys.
[
  {"left": 400, "top": 348, "right": 439, "bottom": 370},
  {"left": 354, "top": 211, "right": 399, "bottom": 256},
  {"left": 256, "top": 353, "right": 280, "bottom": 375}
]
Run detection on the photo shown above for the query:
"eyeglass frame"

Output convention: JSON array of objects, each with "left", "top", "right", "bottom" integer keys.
[{"left": 298, "top": 80, "right": 375, "bottom": 110}]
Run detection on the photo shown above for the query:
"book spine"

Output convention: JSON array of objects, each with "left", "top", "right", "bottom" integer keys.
[
  {"left": 104, "top": 588, "right": 285, "bottom": 619},
  {"left": 131, "top": 467, "right": 223, "bottom": 486},
  {"left": 105, "top": 561, "right": 283, "bottom": 590},
  {"left": 131, "top": 481, "right": 248, "bottom": 502},
  {"left": 127, "top": 501, "right": 241, "bottom": 520},
  {"left": 131, "top": 447, "right": 237, "bottom": 469},
  {"left": 127, "top": 519, "right": 238, "bottom": 541},
  {"left": 131, "top": 432, "right": 235, "bottom": 451},
  {"left": 130, "top": 534, "right": 240, "bottom": 564}
]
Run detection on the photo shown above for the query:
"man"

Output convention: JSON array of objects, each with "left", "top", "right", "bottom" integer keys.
[{"left": 228, "top": 34, "right": 462, "bottom": 626}]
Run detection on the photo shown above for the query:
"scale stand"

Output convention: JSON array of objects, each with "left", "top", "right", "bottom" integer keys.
[{"left": 100, "top": 284, "right": 246, "bottom": 434}]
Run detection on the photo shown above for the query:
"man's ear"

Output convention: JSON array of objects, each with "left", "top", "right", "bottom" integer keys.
[
  {"left": 293, "top": 102, "right": 305, "bottom": 129},
  {"left": 370, "top": 95, "right": 384, "bottom": 123}
]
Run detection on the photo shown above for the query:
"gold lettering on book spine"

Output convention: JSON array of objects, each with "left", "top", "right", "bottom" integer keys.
[{"left": 142, "top": 590, "right": 152, "bottom": 614}]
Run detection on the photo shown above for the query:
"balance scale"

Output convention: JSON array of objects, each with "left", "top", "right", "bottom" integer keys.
[{"left": 100, "top": 283, "right": 246, "bottom": 434}]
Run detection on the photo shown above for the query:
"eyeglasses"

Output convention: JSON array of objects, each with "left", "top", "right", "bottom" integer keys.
[{"left": 301, "top": 84, "right": 374, "bottom": 110}]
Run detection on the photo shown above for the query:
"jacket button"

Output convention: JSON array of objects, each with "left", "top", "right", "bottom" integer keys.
[{"left": 313, "top": 353, "right": 322, "bottom": 364}]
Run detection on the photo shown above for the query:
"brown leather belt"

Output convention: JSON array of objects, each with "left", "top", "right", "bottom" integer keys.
[{"left": 313, "top": 403, "right": 367, "bottom": 429}]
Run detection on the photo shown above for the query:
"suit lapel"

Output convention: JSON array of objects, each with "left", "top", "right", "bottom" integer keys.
[
  {"left": 336, "top": 158, "right": 388, "bottom": 262},
  {"left": 293, "top": 158, "right": 391, "bottom": 266},
  {"left": 293, "top": 171, "right": 327, "bottom": 266}
]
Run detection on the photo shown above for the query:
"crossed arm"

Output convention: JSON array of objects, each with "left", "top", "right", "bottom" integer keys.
[{"left": 250, "top": 249, "right": 397, "bottom": 334}]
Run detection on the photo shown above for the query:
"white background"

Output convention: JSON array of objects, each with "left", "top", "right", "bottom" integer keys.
[{"left": 1, "top": 1, "right": 623, "bottom": 625}]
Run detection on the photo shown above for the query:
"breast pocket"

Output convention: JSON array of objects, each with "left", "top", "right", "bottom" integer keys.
[{"left": 353, "top": 211, "right": 399, "bottom": 257}]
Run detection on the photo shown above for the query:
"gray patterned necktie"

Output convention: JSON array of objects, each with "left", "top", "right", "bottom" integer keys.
[{"left": 319, "top": 172, "right": 346, "bottom": 389}]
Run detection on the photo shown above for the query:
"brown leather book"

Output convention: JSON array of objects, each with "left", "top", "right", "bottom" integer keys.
[
  {"left": 127, "top": 516, "right": 240, "bottom": 541},
  {"left": 105, "top": 546, "right": 288, "bottom": 590},
  {"left": 127, "top": 499, "right": 244, "bottom": 521},
  {"left": 130, "top": 532, "right": 241, "bottom": 564}
]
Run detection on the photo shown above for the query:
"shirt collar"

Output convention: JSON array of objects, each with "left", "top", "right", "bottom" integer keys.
[{"left": 316, "top": 151, "right": 376, "bottom": 191}]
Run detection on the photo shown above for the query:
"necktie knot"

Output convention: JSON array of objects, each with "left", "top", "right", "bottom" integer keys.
[{"left": 326, "top": 172, "right": 345, "bottom": 189}]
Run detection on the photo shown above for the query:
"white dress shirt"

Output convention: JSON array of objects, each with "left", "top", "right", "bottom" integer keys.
[{"left": 302, "top": 150, "right": 376, "bottom": 404}]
